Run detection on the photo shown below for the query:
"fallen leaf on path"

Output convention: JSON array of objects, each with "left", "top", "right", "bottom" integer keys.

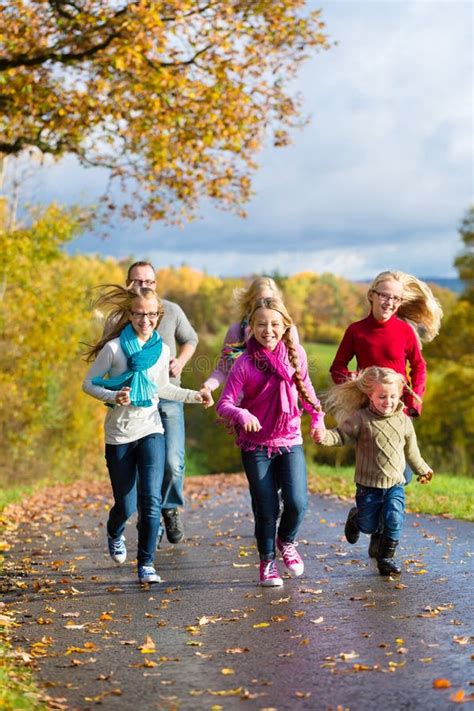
[
  {"left": 138, "top": 635, "right": 156, "bottom": 653},
  {"left": 433, "top": 678, "right": 451, "bottom": 689},
  {"left": 226, "top": 647, "right": 249, "bottom": 654},
  {"left": 253, "top": 622, "right": 270, "bottom": 628},
  {"left": 270, "top": 596, "right": 290, "bottom": 605},
  {"left": 221, "top": 668, "right": 235, "bottom": 675},
  {"left": 310, "top": 617, "right": 324, "bottom": 624},
  {"left": 207, "top": 688, "right": 243, "bottom": 696},
  {"left": 450, "top": 690, "right": 466, "bottom": 703}
]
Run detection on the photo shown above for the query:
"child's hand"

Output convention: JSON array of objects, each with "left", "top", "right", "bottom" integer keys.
[
  {"left": 115, "top": 386, "right": 131, "bottom": 406},
  {"left": 243, "top": 415, "right": 262, "bottom": 433},
  {"left": 198, "top": 387, "right": 214, "bottom": 409},
  {"left": 417, "top": 470, "right": 433, "bottom": 484},
  {"left": 312, "top": 425, "right": 326, "bottom": 444}
]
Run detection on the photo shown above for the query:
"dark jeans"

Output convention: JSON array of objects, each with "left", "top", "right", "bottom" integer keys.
[
  {"left": 105, "top": 433, "right": 165, "bottom": 566},
  {"left": 355, "top": 484, "right": 405, "bottom": 542},
  {"left": 241, "top": 445, "right": 308, "bottom": 560}
]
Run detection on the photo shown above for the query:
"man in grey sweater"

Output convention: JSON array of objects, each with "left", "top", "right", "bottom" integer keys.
[{"left": 126, "top": 261, "right": 199, "bottom": 545}]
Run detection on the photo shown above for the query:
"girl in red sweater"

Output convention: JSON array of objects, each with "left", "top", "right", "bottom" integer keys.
[{"left": 329, "top": 271, "right": 442, "bottom": 555}]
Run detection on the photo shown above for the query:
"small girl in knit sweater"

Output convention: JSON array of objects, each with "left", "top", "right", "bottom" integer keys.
[
  {"left": 216, "top": 297, "right": 324, "bottom": 587},
  {"left": 313, "top": 366, "right": 432, "bottom": 576}
]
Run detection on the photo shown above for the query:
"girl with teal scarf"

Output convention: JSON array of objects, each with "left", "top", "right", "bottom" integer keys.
[{"left": 83, "top": 286, "right": 213, "bottom": 585}]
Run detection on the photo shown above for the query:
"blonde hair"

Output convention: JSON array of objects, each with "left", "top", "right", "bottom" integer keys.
[
  {"left": 234, "top": 276, "right": 282, "bottom": 322},
  {"left": 249, "top": 297, "right": 321, "bottom": 412},
  {"left": 83, "top": 284, "right": 164, "bottom": 361},
  {"left": 324, "top": 366, "right": 420, "bottom": 424},
  {"left": 368, "top": 271, "right": 443, "bottom": 342}
]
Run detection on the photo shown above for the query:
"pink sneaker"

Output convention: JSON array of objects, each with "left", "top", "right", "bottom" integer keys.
[
  {"left": 277, "top": 538, "right": 304, "bottom": 576},
  {"left": 259, "top": 559, "right": 283, "bottom": 587}
]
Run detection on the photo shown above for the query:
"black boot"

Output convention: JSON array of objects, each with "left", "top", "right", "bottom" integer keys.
[
  {"left": 368, "top": 532, "right": 382, "bottom": 558},
  {"left": 344, "top": 507, "right": 360, "bottom": 544},
  {"left": 377, "top": 535, "right": 401, "bottom": 576}
]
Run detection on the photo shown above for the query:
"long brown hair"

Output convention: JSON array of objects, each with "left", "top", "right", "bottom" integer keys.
[
  {"left": 249, "top": 297, "right": 321, "bottom": 412},
  {"left": 83, "top": 285, "right": 164, "bottom": 361}
]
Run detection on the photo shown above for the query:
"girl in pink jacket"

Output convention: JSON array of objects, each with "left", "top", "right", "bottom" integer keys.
[{"left": 216, "top": 297, "right": 323, "bottom": 587}]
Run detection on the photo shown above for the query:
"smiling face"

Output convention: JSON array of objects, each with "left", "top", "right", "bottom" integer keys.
[
  {"left": 369, "top": 278, "right": 404, "bottom": 321},
  {"left": 369, "top": 381, "right": 402, "bottom": 415},
  {"left": 251, "top": 307, "right": 286, "bottom": 351},
  {"left": 129, "top": 295, "right": 160, "bottom": 341}
]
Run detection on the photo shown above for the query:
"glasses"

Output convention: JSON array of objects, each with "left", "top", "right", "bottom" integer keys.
[
  {"left": 129, "top": 279, "right": 156, "bottom": 287},
  {"left": 130, "top": 311, "right": 159, "bottom": 320},
  {"left": 372, "top": 290, "right": 403, "bottom": 305}
]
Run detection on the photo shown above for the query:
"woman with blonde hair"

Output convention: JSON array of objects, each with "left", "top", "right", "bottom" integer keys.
[{"left": 330, "top": 270, "right": 442, "bottom": 416}]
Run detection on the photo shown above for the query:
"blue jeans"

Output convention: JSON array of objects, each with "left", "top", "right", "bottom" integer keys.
[
  {"left": 105, "top": 433, "right": 165, "bottom": 566},
  {"left": 241, "top": 445, "right": 308, "bottom": 560},
  {"left": 355, "top": 484, "right": 405, "bottom": 541},
  {"left": 158, "top": 400, "right": 186, "bottom": 509}
]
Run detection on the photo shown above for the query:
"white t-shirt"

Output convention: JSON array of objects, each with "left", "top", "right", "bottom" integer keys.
[{"left": 83, "top": 339, "right": 200, "bottom": 445}]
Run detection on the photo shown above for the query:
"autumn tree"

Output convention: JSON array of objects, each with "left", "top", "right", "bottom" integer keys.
[
  {"left": 0, "top": 206, "right": 123, "bottom": 485},
  {"left": 0, "top": 1, "right": 328, "bottom": 224},
  {"left": 455, "top": 205, "right": 474, "bottom": 303},
  {"left": 418, "top": 206, "right": 474, "bottom": 475}
]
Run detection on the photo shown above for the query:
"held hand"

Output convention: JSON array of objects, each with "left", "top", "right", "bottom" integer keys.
[
  {"left": 169, "top": 357, "right": 183, "bottom": 378},
  {"left": 417, "top": 470, "right": 433, "bottom": 484},
  {"left": 116, "top": 386, "right": 131, "bottom": 406},
  {"left": 312, "top": 425, "right": 326, "bottom": 444},
  {"left": 243, "top": 415, "right": 262, "bottom": 433},
  {"left": 198, "top": 387, "right": 214, "bottom": 409}
]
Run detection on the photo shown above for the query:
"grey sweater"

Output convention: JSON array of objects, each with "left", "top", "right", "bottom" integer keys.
[
  {"left": 320, "top": 403, "right": 431, "bottom": 488},
  {"left": 158, "top": 300, "right": 198, "bottom": 386}
]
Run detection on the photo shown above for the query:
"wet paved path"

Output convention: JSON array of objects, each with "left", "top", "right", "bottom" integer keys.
[{"left": 2, "top": 476, "right": 473, "bottom": 710}]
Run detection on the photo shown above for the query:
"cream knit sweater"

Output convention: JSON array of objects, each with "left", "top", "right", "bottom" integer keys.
[{"left": 320, "top": 403, "right": 431, "bottom": 488}]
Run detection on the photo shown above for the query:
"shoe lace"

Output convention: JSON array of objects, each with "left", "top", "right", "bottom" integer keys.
[
  {"left": 262, "top": 560, "right": 278, "bottom": 577},
  {"left": 140, "top": 565, "right": 155, "bottom": 575},
  {"left": 110, "top": 537, "right": 124, "bottom": 553},
  {"left": 280, "top": 541, "right": 299, "bottom": 562}
]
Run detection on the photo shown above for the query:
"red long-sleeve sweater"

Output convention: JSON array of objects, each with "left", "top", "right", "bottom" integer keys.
[{"left": 329, "top": 314, "right": 427, "bottom": 415}]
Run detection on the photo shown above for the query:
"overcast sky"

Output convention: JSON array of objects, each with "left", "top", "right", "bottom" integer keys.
[{"left": 18, "top": 0, "right": 474, "bottom": 279}]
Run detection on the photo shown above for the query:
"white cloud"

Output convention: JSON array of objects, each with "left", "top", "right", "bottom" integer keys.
[{"left": 13, "top": 1, "right": 473, "bottom": 278}]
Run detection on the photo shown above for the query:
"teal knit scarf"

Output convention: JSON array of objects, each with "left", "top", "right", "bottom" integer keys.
[{"left": 92, "top": 323, "right": 163, "bottom": 407}]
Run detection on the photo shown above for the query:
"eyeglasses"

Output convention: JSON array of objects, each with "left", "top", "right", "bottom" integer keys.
[
  {"left": 130, "top": 311, "right": 159, "bottom": 319},
  {"left": 372, "top": 290, "right": 403, "bottom": 305},
  {"left": 129, "top": 279, "right": 156, "bottom": 287}
]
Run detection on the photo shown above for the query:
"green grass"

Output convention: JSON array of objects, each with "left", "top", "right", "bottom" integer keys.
[
  {"left": 308, "top": 465, "right": 474, "bottom": 521},
  {"left": 0, "top": 662, "right": 48, "bottom": 710}
]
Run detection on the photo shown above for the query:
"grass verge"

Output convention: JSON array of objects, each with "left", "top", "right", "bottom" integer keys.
[{"left": 308, "top": 464, "right": 474, "bottom": 521}]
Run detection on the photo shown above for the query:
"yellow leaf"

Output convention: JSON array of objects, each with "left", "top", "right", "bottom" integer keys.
[
  {"left": 221, "top": 668, "right": 235, "bottom": 675},
  {"left": 138, "top": 635, "right": 156, "bottom": 653},
  {"left": 207, "top": 688, "right": 242, "bottom": 697},
  {"left": 253, "top": 622, "right": 270, "bottom": 628}
]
